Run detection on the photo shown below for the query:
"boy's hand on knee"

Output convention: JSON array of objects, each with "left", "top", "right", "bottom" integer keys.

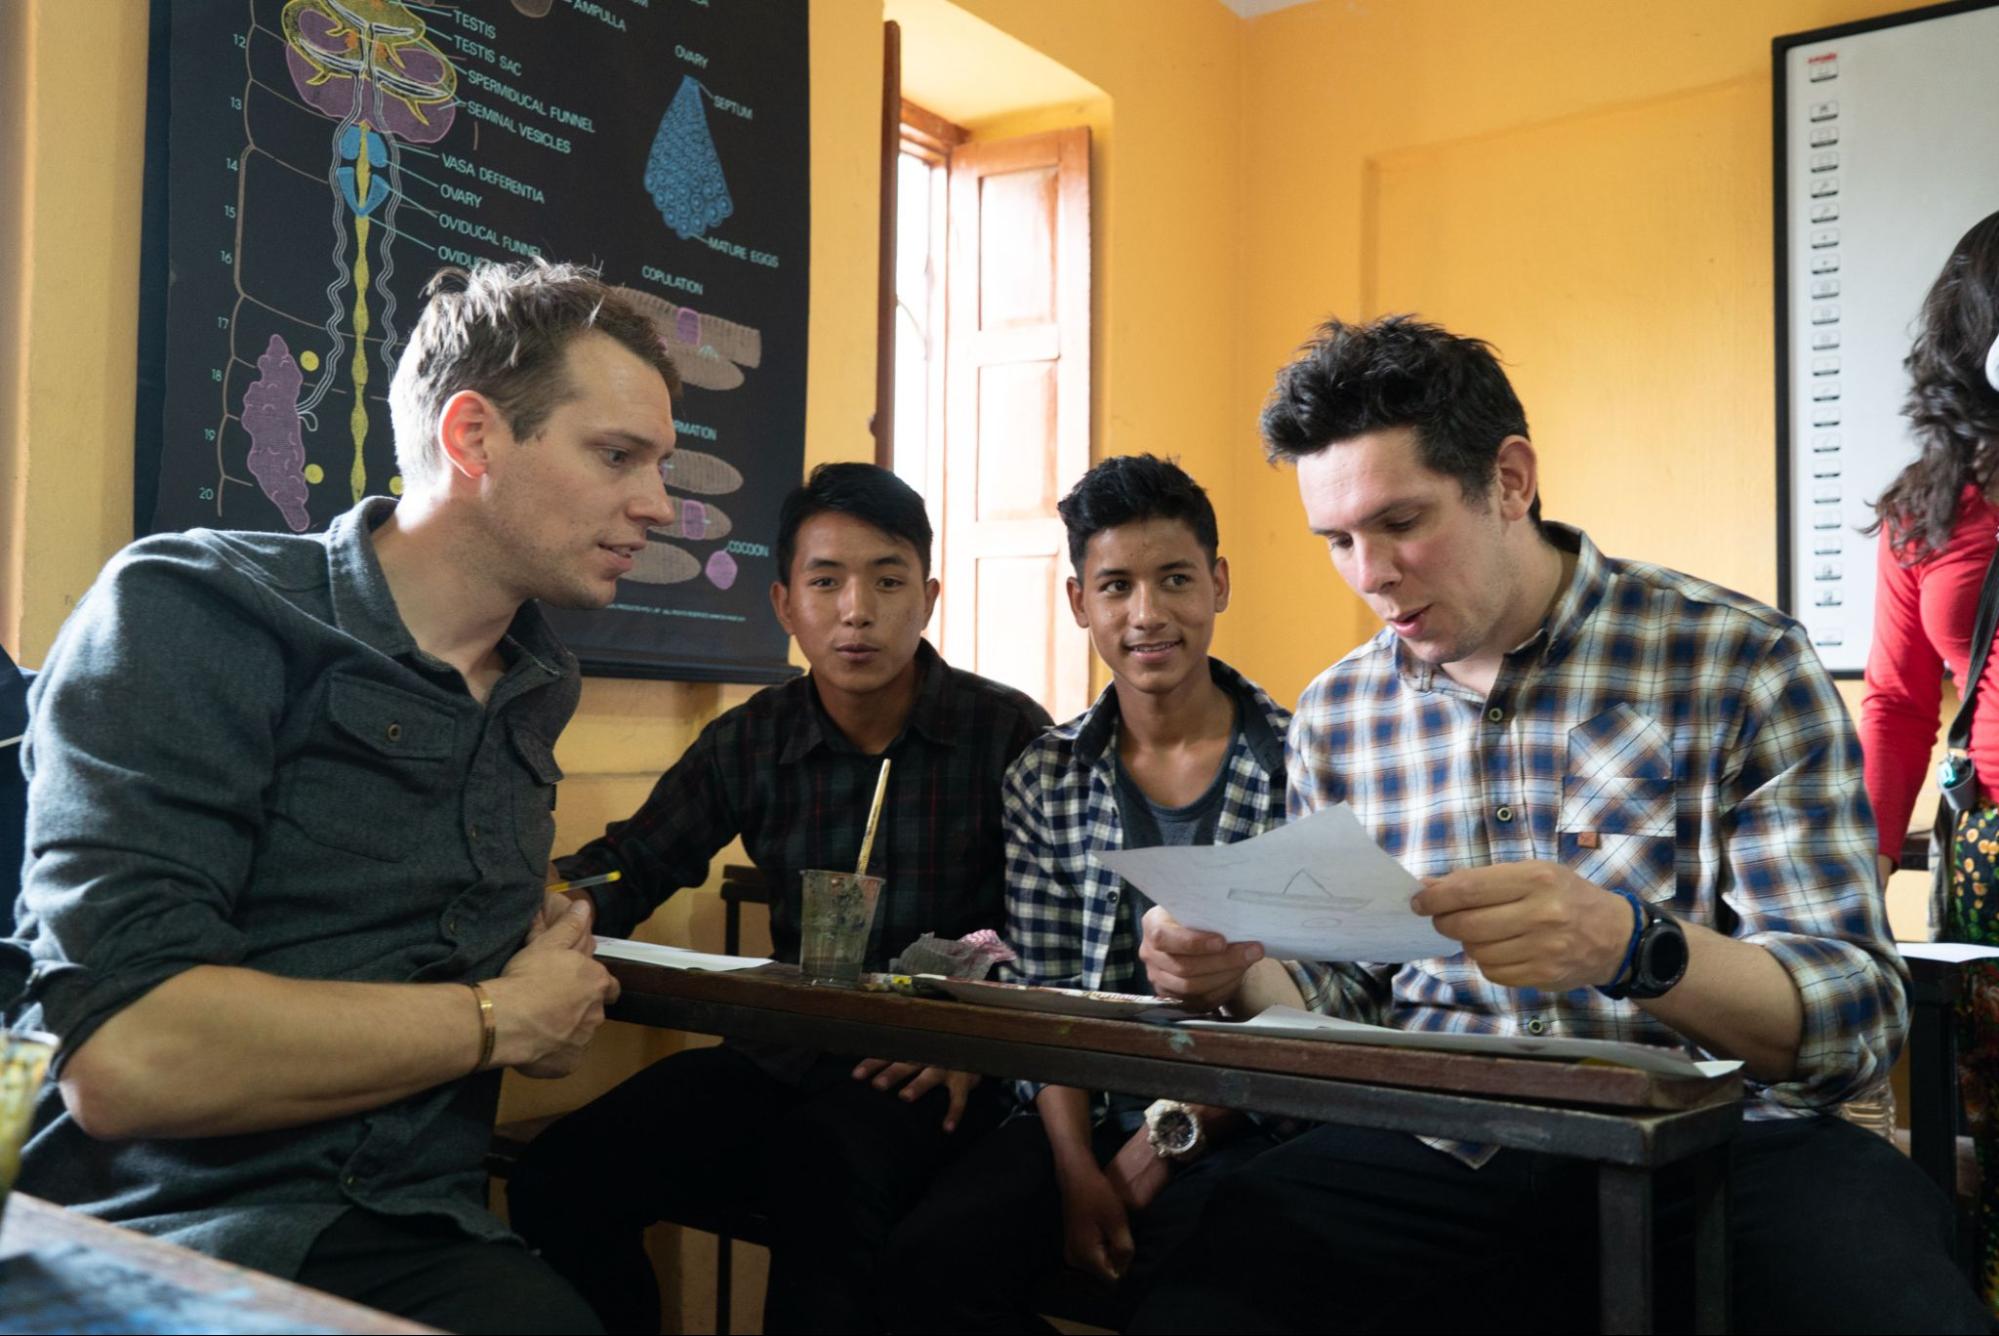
[
  {"left": 850, "top": 1059, "right": 982, "bottom": 1131},
  {"left": 1058, "top": 1165, "right": 1134, "bottom": 1283}
]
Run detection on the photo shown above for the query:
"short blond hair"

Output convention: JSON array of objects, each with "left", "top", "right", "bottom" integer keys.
[{"left": 388, "top": 260, "right": 680, "bottom": 487}]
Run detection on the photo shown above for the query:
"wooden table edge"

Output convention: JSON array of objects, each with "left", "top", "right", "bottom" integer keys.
[
  {"left": 0, "top": 1192, "right": 438, "bottom": 1334},
  {"left": 605, "top": 960, "right": 1744, "bottom": 1114}
]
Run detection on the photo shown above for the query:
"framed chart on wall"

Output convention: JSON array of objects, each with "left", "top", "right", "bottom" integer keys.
[
  {"left": 133, "top": 0, "right": 808, "bottom": 683},
  {"left": 1774, "top": 0, "right": 1999, "bottom": 677}
]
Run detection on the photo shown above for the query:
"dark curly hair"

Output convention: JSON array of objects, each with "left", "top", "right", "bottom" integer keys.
[
  {"left": 1260, "top": 314, "right": 1539, "bottom": 524},
  {"left": 1867, "top": 210, "right": 1999, "bottom": 561},
  {"left": 1057, "top": 454, "right": 1220, "bottom": 570}
]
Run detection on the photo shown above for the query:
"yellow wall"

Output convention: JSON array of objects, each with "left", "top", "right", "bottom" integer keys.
[
  {"left": 3, "top": 0, "right": 1954, "bottom": 1329},
  {"left": 1231, "top": 0, "right": 1930, "bottom": 707},
  {"left": 1, "top": 4, "right": 149, "bottom": 661}
]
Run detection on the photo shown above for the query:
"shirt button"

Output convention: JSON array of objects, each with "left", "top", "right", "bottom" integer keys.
[
  {"left": 386, "top": 722, "right": 403, "bottom": 743},
  {"left": 344, "top": 1174, "right": 357, "bottom": 1187},
  {"left": 1487, "top": 707, "right": 1505, "bottom": 723},
  {"left": 468, "top": 823, "right": 479, "bottom": 839},
  {"left": 1495, "top": 806, "right": 1514, "bottom": 823},
  {"left": 1524, "top": 1016, "right": 1548, "bottom": 1036}
]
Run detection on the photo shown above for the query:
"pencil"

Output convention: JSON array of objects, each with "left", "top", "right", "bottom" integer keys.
[{"left": 545, "top": 870, "right": 622, "bottom": 894}]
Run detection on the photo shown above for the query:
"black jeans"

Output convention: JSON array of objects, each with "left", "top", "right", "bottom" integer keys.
[
  {"left": 294, "top": 1208, "right": 602, "bottom": 1335},
  {"left": 885, "top": 1110, "right": 1278, "bottom": 1333},
  {"left": 1128, "top": 1115, "right": 1988, "bottom": 1334},
  {"left": 507, "top": 1043, "right": 1007, "bottom": 1335}
]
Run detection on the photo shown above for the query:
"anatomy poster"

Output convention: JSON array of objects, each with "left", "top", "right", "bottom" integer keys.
[{"left": 141, "top": 0, "right": 808, "bottom": 682}]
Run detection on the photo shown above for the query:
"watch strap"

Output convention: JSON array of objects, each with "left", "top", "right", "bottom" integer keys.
[{"left": 1595, "top": 890, "right": 1647, "bottom": 1000}]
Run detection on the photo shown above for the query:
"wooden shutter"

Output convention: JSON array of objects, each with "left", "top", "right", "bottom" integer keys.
[{"left": 940, "top": 126, "right": 1091, "bottom": 721}]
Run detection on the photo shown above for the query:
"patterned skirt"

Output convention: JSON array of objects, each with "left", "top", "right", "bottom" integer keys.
[{"left": 1948, "top": 801, "right": 1999, "bottom": 1310}]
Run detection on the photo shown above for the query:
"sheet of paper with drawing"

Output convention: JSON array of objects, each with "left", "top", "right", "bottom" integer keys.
[{"left": 1093, "top": 803, "right": 1455, "bottom": 962}]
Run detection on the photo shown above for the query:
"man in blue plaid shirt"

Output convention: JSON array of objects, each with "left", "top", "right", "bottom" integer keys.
[
  {"left": 1130, "top": 317, "right": 1983, "bottom": 1332},
  {"left": 888, "top": 455, "right": 1299, "bottom": 1330}
]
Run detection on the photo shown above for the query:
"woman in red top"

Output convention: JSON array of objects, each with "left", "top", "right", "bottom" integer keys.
[{"left": 1862, "top": 208, "right": 1999, "bottom": 1309}]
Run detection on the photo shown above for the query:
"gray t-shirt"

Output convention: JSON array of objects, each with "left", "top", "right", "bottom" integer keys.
[
  {"left": 4, "top": 498, "right": 579, "bottom": 1280},
  {"left": 1112, "top": 714, "right": 1245, "bottom": 969},
  {"left": 1106, "top": 719, "right": 1244, "bottom": 1131}
]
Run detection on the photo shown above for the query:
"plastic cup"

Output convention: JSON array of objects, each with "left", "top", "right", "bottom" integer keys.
[
  {"left": 0, "top": 1029, "right": 55, "bottom": 1228},
  {"left": 798, "top": 870, "right": 884, "bottom": 986}
]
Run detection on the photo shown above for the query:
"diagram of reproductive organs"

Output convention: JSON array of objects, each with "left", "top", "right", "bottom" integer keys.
[{"left": 237, "top": 0, "right": 457, "bottom": 531}]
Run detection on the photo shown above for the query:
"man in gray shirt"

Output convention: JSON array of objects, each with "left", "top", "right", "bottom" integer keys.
[{"left": 4, "top": 260, "right": 678, "bottom": 1333}]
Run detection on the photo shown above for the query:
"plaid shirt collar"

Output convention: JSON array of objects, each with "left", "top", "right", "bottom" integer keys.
[
  {"left": 777, "top": 638, "right": 957, "bottom": 764},
  {"left": 1001, "top": 656, "right": 1291, "bottom": 1105},
  {"left": 1068, "top": 657, "right": 1287, "bottom": 776},
  {"left": 1391, "top": 521, "right": 1604, "bottom": 695},
  {"left": 325, "top": 496, "right": 571, "bottom": 702}
]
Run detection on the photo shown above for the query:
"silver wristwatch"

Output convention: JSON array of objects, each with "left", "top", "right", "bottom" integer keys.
[{"left": 1143, "top": 1099, "right": 1208, "bottom": 1164}]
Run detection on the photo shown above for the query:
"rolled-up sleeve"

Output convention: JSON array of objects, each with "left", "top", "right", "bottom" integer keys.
[
  {"left": 14, "top": 546, "right": 282, "bottom": 1073},
  {"left": 1725, "top": 625, "right": 1909, "bottom": 1110}
]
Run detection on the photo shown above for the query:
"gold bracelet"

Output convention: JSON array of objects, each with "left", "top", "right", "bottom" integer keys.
[{"left": 467, "top": 982, "right": 497, "bottom": 1073}]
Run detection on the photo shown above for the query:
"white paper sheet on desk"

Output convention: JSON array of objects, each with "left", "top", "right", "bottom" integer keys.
[
  {"left": 1898, "top": 941, "right": 1999, "bottom": 964},
  {"left": 1094, "top": 803, "right": 1455, "bottom": 962},
  {"left": 1182, "top": 1006, "right": 1743, "bottom": 1079},
  {"left": 593, "top": 938, "right": 771, "bottom": 972}
]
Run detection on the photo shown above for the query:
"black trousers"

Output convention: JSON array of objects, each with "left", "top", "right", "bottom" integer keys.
[
  {"left": 1127, "top": 1115, "right": 1988, "bottom": 1334},
  {"left": 506, "top": 1043, "right": 1007, "bottom": 1335},
  {"left": 294, "top": 1207, "right": 602, "bottom": 1335},
  {"left": 885, "top": 1111, "right": 1278, "bottom": 1333}
]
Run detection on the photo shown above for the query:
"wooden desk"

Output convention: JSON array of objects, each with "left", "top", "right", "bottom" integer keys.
[
  {"left": 606, "top": 960, "right": 1744, "bottom": 1336},
  {"left": 0, "top": 1192, "right": 431, "bottom": 1334}
]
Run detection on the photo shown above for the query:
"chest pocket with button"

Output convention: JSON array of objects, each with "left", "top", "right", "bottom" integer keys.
[
  {"left": 1558, "top": 704, "right": 1677, "bottom": 904},
  {"left": 509, "top": 726, "right": 564, "bottom": 874},
  {"left": 286, "top": 675, "right": 457, "bottom": 862}
]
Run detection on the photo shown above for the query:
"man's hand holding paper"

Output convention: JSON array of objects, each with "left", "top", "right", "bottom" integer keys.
[
  {"left": 1412, "top": 862, "right": 1635, "bottom": 991},
  {"left": 1115, "top": 804, "right": 1653, "bottom": 1004}
]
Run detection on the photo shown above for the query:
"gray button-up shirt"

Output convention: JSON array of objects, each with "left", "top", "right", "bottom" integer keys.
[{"left": 4, "top": 498, "right": 580, "bottom": 1279}]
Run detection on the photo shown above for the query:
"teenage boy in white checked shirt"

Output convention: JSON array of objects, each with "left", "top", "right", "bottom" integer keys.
[
  {"left": 1127, "top": 317, "right": 1983, "bottom": 1333},
  {"left": 885, "top": 455, "right": 1299, "bottom": 1331}
]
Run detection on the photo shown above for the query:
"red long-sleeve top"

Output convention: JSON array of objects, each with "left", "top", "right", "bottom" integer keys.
[{"left": 1861, "top": 484, "right": 1999, "bottom": 862}]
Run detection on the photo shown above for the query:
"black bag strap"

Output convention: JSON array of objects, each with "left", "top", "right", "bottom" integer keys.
[{"left": 1947, "top": 544, "right": 1999, "bottom": 750}]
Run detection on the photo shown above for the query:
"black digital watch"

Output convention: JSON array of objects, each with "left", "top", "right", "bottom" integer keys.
[{"left": 1598, "top": 898, "right": 1688, "bottom": 1001}]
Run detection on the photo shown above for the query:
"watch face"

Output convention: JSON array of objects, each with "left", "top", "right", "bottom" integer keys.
[
  {"left": 1640, "top": 916, "right": 1690, "bottom": 992},
  {"left": 1152, "top": 1106, "right": 1199, "bottom": 1154}
]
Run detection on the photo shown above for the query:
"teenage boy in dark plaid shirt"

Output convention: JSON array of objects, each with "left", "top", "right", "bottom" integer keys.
[
  {"left": 887, "top": 455, "right": 1299, "bottom": 1330},
  {"left": 1128, "top": 317, "right": 1983, "bottom": 1333},
  {"left": 508, "top": 463, "right": 1051, "bottom": 1335}
]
